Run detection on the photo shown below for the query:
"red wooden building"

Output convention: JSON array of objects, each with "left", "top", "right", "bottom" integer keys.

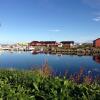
[
  {"left": 93, "top": 38, "right": 100, "bottom": 48},
  {"left": 29, "top": 41, "right": 58, "bottom": 47},
  {"left": 60, "top": 41, "right": 74, "bottom": 48},
  {"left": 29, "top": 41, "right": 40, "bottom": 46}
]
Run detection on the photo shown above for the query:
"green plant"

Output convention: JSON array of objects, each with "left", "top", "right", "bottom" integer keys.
[{"left": 0, "top": 70, "right": 100, "bottom": 100}]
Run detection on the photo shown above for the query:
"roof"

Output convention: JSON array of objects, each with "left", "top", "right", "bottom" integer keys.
[
  {"left": 60, "top": 41, "right": 74, "bottom": 44},
  {"left": 30, "top": 41, "right": 56, "bottom": 44},
  {"left": 93, "top": 38, "right": 100, "bottom": 42},
  {"left": 40, "top": 41, "right": 56, "bottom": 44},
  {"left": 30, "top": 41, "right": 39, "bottom": 43}
]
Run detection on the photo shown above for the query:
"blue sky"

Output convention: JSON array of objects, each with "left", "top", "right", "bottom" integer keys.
[{"left": 0, "top": 0, "right": 100, "bottom": 43}]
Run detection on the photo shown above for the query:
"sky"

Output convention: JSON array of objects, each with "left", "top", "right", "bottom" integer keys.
[{"left": 0, "top": 0, "right": 100, "bottom": 43}]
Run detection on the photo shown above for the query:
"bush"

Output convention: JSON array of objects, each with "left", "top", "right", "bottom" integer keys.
[{"left": 0, "top": 70, "right": 100, "bottom": 100}]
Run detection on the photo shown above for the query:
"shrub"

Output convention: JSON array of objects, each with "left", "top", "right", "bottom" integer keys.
[{"left": 0, "top": 70, "right": 100, "bottom": 100}]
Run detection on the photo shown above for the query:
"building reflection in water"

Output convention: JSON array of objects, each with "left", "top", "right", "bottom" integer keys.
[{"left": 93, "top": 55, "right": 100, "bottom": 63}]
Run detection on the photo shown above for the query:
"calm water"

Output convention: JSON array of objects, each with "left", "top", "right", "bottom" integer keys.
[{"left": 0, "top": 51, "right": 100, "bottom": 76}]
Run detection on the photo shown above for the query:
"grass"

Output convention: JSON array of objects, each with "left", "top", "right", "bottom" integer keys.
[{"left": 0, "top": 69, "right": 100, "bottom": 100}]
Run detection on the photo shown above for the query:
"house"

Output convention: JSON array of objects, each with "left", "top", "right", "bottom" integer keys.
[
  {"left": 29, "top": 41, "right": 58, "bottom": 47},
  {"left": 0, "top": 44, "right": 2, "bottom": 50},
  {"left": 40, "top": 41, "right": 58, "bottom": 47},
  {"left": 60, "top": 41, "right": 74, "bottom": 48},
  {"left": 0, "top": 44, "right": 11, "bottom": 50},
  {"left": 57, "top": 42, "right": 63, "bottom": 47},
  {"left": 29, "top": 41, "right": 40, "bottom": 46},
  {"left": 93, "top": 38, "right": 100, "bottom": 48}
]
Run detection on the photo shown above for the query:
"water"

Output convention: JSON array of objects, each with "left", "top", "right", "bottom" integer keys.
[{"left": 0, "top": 51, "right": 100, "bottom": 76}]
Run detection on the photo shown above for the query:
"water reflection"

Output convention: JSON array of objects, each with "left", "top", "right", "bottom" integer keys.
[
  {"left": 93, "top": 55, "right": 100, "bottom": 63},
  {"left": 0, "top": 51, "right": 100, "bottom": 77}
]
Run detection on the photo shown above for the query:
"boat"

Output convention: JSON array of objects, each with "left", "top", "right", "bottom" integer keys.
[{"left": 32, "top": 50, "right": 40, "bottom": 54}]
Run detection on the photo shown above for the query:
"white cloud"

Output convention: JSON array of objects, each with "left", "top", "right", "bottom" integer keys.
[
  {"left": 93, "top": 17, "right": 100, "bottom": 22},
  {"left": 48, "top": 29, "right": 61, "bottom": 32}
]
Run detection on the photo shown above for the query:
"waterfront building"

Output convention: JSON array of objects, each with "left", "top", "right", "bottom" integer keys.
[
  {"left": 29, "top": 41, "right": 40, "bottom": 46},
  {"left": 28, "top": 46, "right": 35, "bottom": 51},
  {"left": 57, "top": 42, "right": 63, "bottom": 47},
  {"left": 29, "top": 41, "right": 58, "bottom": 47},
  {"left": 0, "top": 44, "right": 2, "bottom": 50},
  {"left": 93, "top": 38, "right": 100, "bottom": 48},
  {"left": 0, "top": 44, "right": 11, "bottom": 50},
  {"left": 60, "top": 41, "right": 74, "bottom": 48}
]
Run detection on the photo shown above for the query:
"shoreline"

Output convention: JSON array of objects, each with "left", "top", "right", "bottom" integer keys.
[{"left": 1, "top": 49, "right": 100, "bottom": 56}]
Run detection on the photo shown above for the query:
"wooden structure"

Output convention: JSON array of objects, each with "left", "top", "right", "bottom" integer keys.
[
  {"left": 60, "top": 41, "right": 74, "bottom": 48},
  {"left": 93, "top": 38, "right": 100, "bottom": 48},
  {"left": 29, "top": 41, "right": 58, "bottom": 47}
]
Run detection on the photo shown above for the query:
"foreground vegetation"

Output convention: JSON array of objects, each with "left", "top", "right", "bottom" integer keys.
[{"left": 0, "top": 69, "right": 100, "bottom": 100}]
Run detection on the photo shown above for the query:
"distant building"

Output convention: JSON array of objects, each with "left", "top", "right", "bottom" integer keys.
[
  {"left": 29, "top": 41, "right": 58, "bottom": 47},
  {"left": 60, "top": 41, "right": 74, "bottom": 48},
  {"left": 40, "top": 41, "right": 57, "bottom": 47},
  {"left": 29, "top": 41, "right": 39, "bottom": 46},
  {"left": 93, "top": 38, "right": 100, "bottom": 48},
  {"left": 28, "top": 46, "right": 35, "bottom": 51},
  {"left": 0, "top": 44, "right": 11, "bottom": 50},
  {"left": 0, "top": 44, "right": 2, "bottom": 50},
  {"left": 57, "top": 42, "right": 63, "bottom": 47}
]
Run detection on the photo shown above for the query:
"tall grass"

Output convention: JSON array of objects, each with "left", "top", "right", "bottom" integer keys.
[{"left": 0, "top": 65, "right": 100, "bottom": 100}]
